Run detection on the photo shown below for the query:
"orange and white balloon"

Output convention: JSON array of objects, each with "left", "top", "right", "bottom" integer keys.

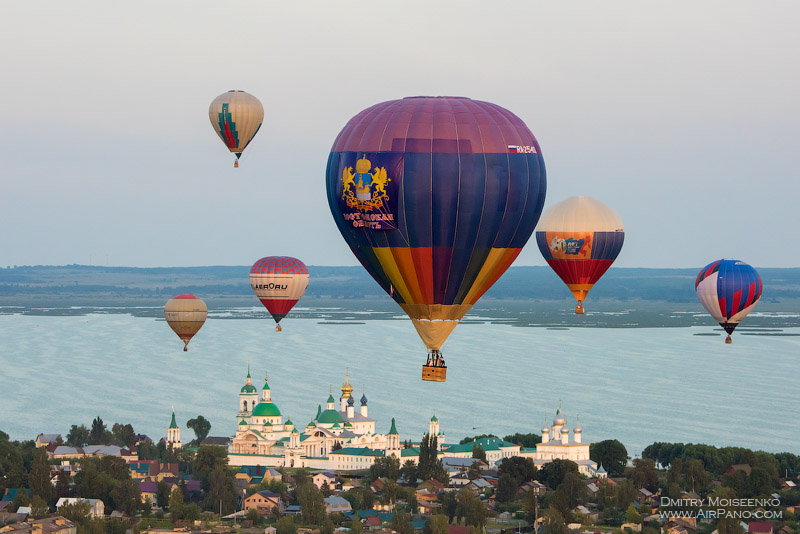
[{"left": 164, "top": 295, "right": 207, "bottom": 351}]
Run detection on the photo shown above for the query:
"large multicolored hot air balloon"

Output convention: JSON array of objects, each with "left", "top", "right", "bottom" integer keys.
[
  {"left": 536, "top": 196, "right": 624, "bottom": 314},
  {"left": 208, "top": 90, "right": 263, "bottom": 168},
  {"left": 326, "top": 96, "right": 547, "bottom": 382},
  {"left": 164, "top": 295, "right": 207, "bottom": 351},
  {"left": 696, "top": 259, "right": 762, "bottom": 344},
  {"left": 250, "top": 257, "right": 309, "bottom": 331}
]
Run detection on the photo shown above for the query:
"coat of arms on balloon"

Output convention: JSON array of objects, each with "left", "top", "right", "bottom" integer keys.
[{"left": 339, "top": 154, "right": 398, "bottom": 230}]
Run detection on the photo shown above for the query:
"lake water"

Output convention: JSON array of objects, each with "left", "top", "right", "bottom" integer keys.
[{"left": 1, "top": 308, "right": 798, "bottom": 457}]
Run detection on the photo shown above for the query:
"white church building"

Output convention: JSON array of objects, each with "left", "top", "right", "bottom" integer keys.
[
  {"left": 521, "top": 405, "right": 606, "bottom": 478},
  {"left": 227, "top": 368, "right": 424, "bottom": 470}
]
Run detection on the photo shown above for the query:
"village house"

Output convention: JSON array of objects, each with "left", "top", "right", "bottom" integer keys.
[
  {"left": 128, "top": 460, "right": 178, "bottom": 481},
  {"left": 34, "top": 435, "right": 62, "bottom": 448},
  {"left": 243, "top": 490, "right": 282, "bottom": 515},
  {"left": 0, "top": 517, "right": 76, "bottom": 534},
  {"left": 323, "top": 496, "right": 352, "bottom": 514}
]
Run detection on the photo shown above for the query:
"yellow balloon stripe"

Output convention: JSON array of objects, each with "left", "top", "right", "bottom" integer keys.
[
  {"left": 463, "top": 248, "right": 509, "bottom": 305},
  {"left": 372, "top": 248, "right": 415, "bottom": 304},
  {"left": 390, "top": 247, "right": 425, "bottom": 305}
]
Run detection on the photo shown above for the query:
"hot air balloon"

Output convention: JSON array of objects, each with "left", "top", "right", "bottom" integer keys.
[
  {"left": 164, "top": 295, "right": 207, "bottom": 351},
  {"left": 208, "top": 90, "right": 264, "bottom": 168},
  {"left": 325, "top": 96, "right": 547, "bottom": 382},
  {"left": 535, "top": 196, "right": 624, "bottom": 314},
  {"left": 696, "top": 259, "right": 762, "bottom": 344},
  {"left": 250, "top": 257, "right": 309, "bottom": 331}
]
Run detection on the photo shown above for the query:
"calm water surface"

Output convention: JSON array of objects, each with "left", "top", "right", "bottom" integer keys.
[{"left": 1, "top": 309, "right": 798, "bottom": 457}]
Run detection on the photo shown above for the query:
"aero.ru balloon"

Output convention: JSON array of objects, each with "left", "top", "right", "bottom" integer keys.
[{"left": 250, "top": 256, "right": 309, "bottom": 332}]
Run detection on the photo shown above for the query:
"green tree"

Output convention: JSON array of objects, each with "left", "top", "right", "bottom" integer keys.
[
  {"left": 667, "top": 458, "right": 683, "bottom": 487},
  {"left": 55, "top": 469, "right": 71, "bottom": 499},
  {"left": 590, "top": 440, "right": 628, "bottom": 477},
  {"left": 467, "top": 461, "right": 482, "bottom": 481},
  {"left": 359, "top": 486, "right": 375, "bottom": 509},
  {"left": 439, "top": 491, "right": 458, "bottom": 523},
  {"left": 542, "top": 508, "right": 565, "bottom": 534},
  {"left": 370, "top": 456, "right": 400, "bottom": 481},
  {"left": 137, "top": 440, "right": 160, "bottom": 461},
  {"left": 430, "top": 514, "right": 449, "bottom": 534},
  {"left": 557, "top": 472, "right": 586, "bottom": 508},
  {"left": 538, "top": 459, "right": 578, "bottom": 489},
  {"left": 29, "top": 448, "right": 54, "bottom": 502},
  {"left": 496, "top": 473, "right": 518, "bottom": 503},
  {"left": 523, "top": 487, "right": 540, "bottom": 524},
  {"left": 97, "top": 456, "right": 131, "bottom": 482},
  {"left": 320, "top": 518, "right": 335, "bottom": 534},
  {"left": 392, "top": 509, "right": 415, "bottom": 534},
  {"left": 193, "top": 445, "right": 229, "bottom": 490},
  {"left": 186, "top": 416, "right": 211, "bottom": 444},
  {"left": 455, "top": 488, "right": 486, "bottom": 527},
  {"left": 625, "top": 503, "right": 642, "bottom": 524},
  {"left": 156, "top": 480, "right": 171, "bottom": 509},
  {"left": 83, "top": 518, "right": 106, "bottom": 534},
  {"left": 297, "top": 482, "right": 326, "bottom": 525},
  {"left": 614, "top": 480, "right": 637, "bottom": 510},
  {"left": 57, "top": 500, "right": 92, "bottom": 524},
  {"left": 746, "top": 467, "right": 775, "bottom": 497},
  {"left": 66, "top": 425, "right": 90, "bottom": 447},
  {"left": 169, "top": 486, "right": 184, "bottom": 519},
  {"left": 401, "top": 459, "right": 418, "bottom": 485},
  {"left": 472, "top": 444, "right": 486, "bottom": 462},
  {"left": 350, "top": 518, "right": 363, "bottom": 534},
  {"left": 111, "top": 478, "right": 141, "bottom": 517},
  {"left": 628, "top": 458, "right": 659, "bottom": 491},
  {"left": 277, "top": 516, "right": 298, "bottom": 534},
  {"left": 30, "top": 495, "right": 49, "bottom": 519},
  {"left": 499, "top": 456, "right": 537, "bottom": 487},
  {"left": 107, "top": 520, "right": 127, "bottom": 534},
  {"left": 90, "top": 417, "right": 106, "bottom": 445},
  {"left": 503, "top": 433, "right": 542, "bottom": 448},
  {"left": 183, "top": 503, "right": 201, "bottom": 521},
  {"left": 111, "top": 423, "right": 136, "bottom": 448},
  {"left": 418, "top": 433, "right": 441, "bottom": 481},
  {"left": 715, "top": 487, "right": 745, "bottom": 534},
  {"left": 686, "top": 459, "right": 710, "bottom": 493},
  {"left": 203, "top": 465, "right": 237, "bottom": 515}
]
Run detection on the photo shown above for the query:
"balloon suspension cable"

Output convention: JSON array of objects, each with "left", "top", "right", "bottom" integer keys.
[{"left": 725, "top": 335, "right": 732, "bottom": 344}]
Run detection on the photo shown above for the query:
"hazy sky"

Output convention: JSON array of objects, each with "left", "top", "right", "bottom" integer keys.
[{"left": 2, "top": 1, "right": 798, "bottom": 269}]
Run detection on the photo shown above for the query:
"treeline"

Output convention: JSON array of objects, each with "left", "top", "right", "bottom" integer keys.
[
  {"left": 642, "top": 441, "right": 800, "bottom": 477},
  {"left": 3, "top": 265, "right": 800, "bottom": 303}
]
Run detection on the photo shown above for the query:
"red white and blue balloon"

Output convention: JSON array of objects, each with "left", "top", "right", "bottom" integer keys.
[{"left": 695, "top": 259, "right": 762, "bottom": 343}]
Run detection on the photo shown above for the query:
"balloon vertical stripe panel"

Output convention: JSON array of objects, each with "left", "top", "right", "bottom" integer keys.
[
  {"left": 695, "top": 259, "right": 762, "bottom": 342},
  {"left": 208, "top": 90, "right": 264, "bottom": 163},
  {"left": 326, "top": 96, "right": 546, "bottom": 364}
]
